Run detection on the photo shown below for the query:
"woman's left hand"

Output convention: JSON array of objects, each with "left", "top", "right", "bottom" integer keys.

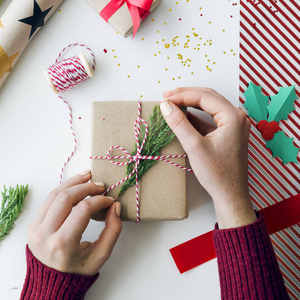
[{"left": 27, "top": 170, "right": 122, "bottom": 276}]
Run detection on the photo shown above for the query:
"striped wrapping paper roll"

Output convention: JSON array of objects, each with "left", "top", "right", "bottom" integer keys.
[
  {"left": 239, "top": 0, "right": 300, "bottom": 299},
  {"left": 0, "top": 0, "right": 64, "bottom": 88}
]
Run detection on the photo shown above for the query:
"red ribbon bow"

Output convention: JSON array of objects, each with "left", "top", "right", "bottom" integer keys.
[{"left": 100, "top": 0, "right": 153, "bottom": 38}]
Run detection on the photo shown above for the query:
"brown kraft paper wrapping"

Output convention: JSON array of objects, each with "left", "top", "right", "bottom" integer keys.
[
  {"left": 85, "top": 0, "right": 162, "bottom": 37},
  {"left": 91, "top": 101, "right": 188, "bottom": 221}
]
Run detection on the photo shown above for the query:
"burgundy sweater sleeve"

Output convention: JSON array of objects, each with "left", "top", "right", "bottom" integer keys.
[
  {"left": 213, "top": 212, "right": 290, "bottom": 300},
  {"left": 20, "top": 245, "right": 99, "bottom": 300}
]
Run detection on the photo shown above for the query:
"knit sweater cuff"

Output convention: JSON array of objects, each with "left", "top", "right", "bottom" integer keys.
[
  {"left": 20, "top": 245, "right": 99, "bottom": 300},
  {"left": 213, "top": 212, "right": 289, "bottom": 300}
]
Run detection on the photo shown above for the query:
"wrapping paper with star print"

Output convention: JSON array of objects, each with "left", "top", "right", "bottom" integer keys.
[{"left": 0, "top": 0, "right": 64, "bottom": 88}]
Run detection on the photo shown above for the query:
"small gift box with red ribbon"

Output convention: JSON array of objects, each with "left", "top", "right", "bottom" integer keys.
[
  {"left": 86, "top": 0, "right": 162, "bottom": 38},
  {"left": 90, "top": 101, "right": 189, "bottom": 221}
]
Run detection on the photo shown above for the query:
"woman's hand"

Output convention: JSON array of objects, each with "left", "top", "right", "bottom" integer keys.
[
  {"left": 161, "top": 87, "right": 257, "bottom": 229},
  {"left": 28, "top": 170, "right": 122, "bottom": 276}
]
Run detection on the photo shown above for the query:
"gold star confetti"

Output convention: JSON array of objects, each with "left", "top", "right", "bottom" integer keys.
[{"left": 0, "top": 45, "right": 20, "bottom": 79}]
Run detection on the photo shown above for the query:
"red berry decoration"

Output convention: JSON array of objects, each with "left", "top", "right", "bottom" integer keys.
[
  {"left": 256, "top": 120, "right": 280, "bottom": 141},
  {"left": 257, "top": 120, "right": 268, "bottom": 132},
  {"left": 268, "top": 121, "right": 280, "bottom": 132},
  {"left": 262, "top": 129, "right": 274, "bottom": 141}
]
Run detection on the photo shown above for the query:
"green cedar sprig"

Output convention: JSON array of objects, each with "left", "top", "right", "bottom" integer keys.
[
  {"left": 118, "top": 105, "right": 175, "bottom": 196},
  {"left": 0, "top": 185, "right": 28, "bottom": 242}
]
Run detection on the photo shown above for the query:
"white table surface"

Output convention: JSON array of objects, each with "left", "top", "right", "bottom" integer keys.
[{"left": 0, "top": 0, "right": 240, "bottom": 299}]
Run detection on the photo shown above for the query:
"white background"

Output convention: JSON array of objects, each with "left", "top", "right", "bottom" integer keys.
[{"left": 0, "top": 0, "right": 240, "bottom": 299}]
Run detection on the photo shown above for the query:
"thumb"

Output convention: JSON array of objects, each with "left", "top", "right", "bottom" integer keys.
[{"left": 160, "top": 100, "right": 204, "bottom": 153}]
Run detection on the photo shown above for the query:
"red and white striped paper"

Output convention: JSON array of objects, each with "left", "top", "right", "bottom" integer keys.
[{"left": 239, "top": 0, "right": 300, "bottom": 298}]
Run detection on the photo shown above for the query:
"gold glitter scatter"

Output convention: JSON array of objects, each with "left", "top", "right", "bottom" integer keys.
[
  {"left": 231, "top": 49, "right": 233, "bottom": 52},
  {"left": 137, "top": 65, "right": 140, "bottom": 68},
  {"left": 178, "top": 76, "right": 181, "bottom": 79},
  {"left": 165, "top": 43, "right": 170, "bottom": 48},
  {"left": 176, "top": 2, "right": 178, "bottom": 4},
  {"left": 154, "top": 54, "right": 157, "bottom": 56},
  {"left": 192, "top": 28, "right": 195, "bottom": 30},
  {"left": 112, "top": 49, "right": 115, "bottom": 52},
  {"left": 173, "top": 78, "right": 175, "bottom": 80},
  {"left": 114, "top": 56, "right": 117, "bottom": 58},
  {"left": 205, "top": 55, "right": 207, "bottom": 57},
  {"left": 165, "top": 68, "right": 168, "bottom": 71},
  {"left": 151, "top": 19, "right": 154, "bottom": 21},
  {"left": 167, "top": 56, "right": 170, "bottom": 59},
  {"left": 159, "top": 51, "right": 161, "bottom": 53},
  {"left": 209, "top": 22, "right": 211, "bottom": 24},
  {"left": 213, "top": 62, "right": 216, "bottom": 64},
  {"left": 200, "top": 7, "right": 202, "bottom": 9},
  {"left": 58, "top": 9, "right": 61, "bottom": 12},
  {"left": 191, "top": 72, "right": 194, "bottom": 74},
  {"left": 162, "top": 39, "right": 165, "bottom": 41},
  {"left": 233, "top": 53, "right": 236, "bottom": 56},
  {"left": 223, "top": 29, "right": 225, "bottom": 32},
  {"left": 142, "top": 38, "right": 144, "bottom": 41},
  {"left": 140, "top": 95, "right": 143, "bottom": 98},
  {"left": 158, "top": 81, "right": 160, "bottom": 83},
  {"left": 118, "top": 63, "right": 120, "bottom": 66},
  {"left": 177, "top": 54, "right": 183, "bottom": 59},
  {"left": 156, "top": 41, "right": 159, "bottom": 44},
  {"left": 223, "top": 51, "right": 226, "bottom": 54},
  {"left": 128, "top": 75, "right": 130, "bottom": 78},
  {"left": 193, "top": 33, "right": 198, "bottom": 37},
  {"left": 169, "top": 9, "right": 172, "bottom": 11},
  {"left": 164, "top": 22, "right": 167, "bottom": 25},
  {"left": 157, "top": 30, "right": 159, "bottom": 33}
]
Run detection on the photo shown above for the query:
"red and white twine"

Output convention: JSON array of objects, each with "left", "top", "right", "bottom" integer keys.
[
  {"left": 90, "top": 100, "right": 193, "bottom": 223},
  {"left": 47, "top": 43, "right": 95, "bottom": 184}
]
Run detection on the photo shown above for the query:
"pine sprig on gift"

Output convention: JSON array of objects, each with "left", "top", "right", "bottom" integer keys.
[
  {"left": 118, "top": 105, "right": 175, "bottom": 196},
  {"left": 0, "top": 185, "right": 28, "bottom": 242}
]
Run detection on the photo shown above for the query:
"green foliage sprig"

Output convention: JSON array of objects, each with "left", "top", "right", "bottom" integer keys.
[
  {"left": 0, "top": 185, "right": 28, "bottom": 242},
  {"left": 118, "top": 105, "right": 175, "bottom": 197}
]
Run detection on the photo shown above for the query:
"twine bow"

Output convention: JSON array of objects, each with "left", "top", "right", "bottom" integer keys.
[
  {"left": 90, "top": 100, "right": 193, "bottom": 222},
  {"left": 100, "top": 0, "right": 153, "bottom": 38}
]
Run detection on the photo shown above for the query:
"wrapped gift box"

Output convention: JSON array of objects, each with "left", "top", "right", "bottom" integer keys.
[
  {"left": 91, "top": 101, "right": 188, "bottom": 221},
  {"left": 86, "top": 0, "right": 162, "bottom": 37}
]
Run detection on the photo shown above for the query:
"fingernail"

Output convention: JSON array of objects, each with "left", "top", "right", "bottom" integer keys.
[
  {"left": 80, "top": 169, "right": 91, "bottom": 176},
  {"left": 107, "top": 196, "right": 115, "bottom": 201},
  {"left": 116, "top": 202, "right": 121, "bottom": 217},
  {"left": 94, "top": 182, "right": 105, "bottom": 188},
  {"left": 160, "top": 101, "right": 173, "bottom": 116}
]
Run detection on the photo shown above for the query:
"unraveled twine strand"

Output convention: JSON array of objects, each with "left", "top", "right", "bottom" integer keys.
[
  {"left": 90, "top": 100, "right": 193, "bottom": 223},
  {"left": 47, "top": 43, "right": 95, "bottom": 184}
]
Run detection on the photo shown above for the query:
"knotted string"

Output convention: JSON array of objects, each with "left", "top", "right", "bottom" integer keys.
[
  {"left": 90, "top": 100, "right": 193, "bottom": 223},
  {"left": 46, "top": 43, "right": 95, "bottom": 184}
]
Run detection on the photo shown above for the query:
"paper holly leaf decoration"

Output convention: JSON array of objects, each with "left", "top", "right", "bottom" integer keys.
[
  {"left": 266, "top": 131, "right": 299, "bottom": 164},
  {"left": 267, "top": 85, "right": 297, "bottom": 122},
  {"left": 243, "top": 82, "right": 269, "bottom": 122},
  {"left": 243, "top": 82, "right": 299, "bottom": 164}
]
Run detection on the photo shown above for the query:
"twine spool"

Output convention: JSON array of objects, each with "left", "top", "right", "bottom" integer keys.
[
  {"left": 45, "top": 52, "right": 94, "bottom": 94},
  {"left": 45, "top": 43, "right": 95, "bottom": 183}
]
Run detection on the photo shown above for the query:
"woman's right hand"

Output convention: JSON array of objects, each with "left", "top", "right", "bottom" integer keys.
[{"left": 160, "top": 87, "right": 257, "bottom": 229}]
